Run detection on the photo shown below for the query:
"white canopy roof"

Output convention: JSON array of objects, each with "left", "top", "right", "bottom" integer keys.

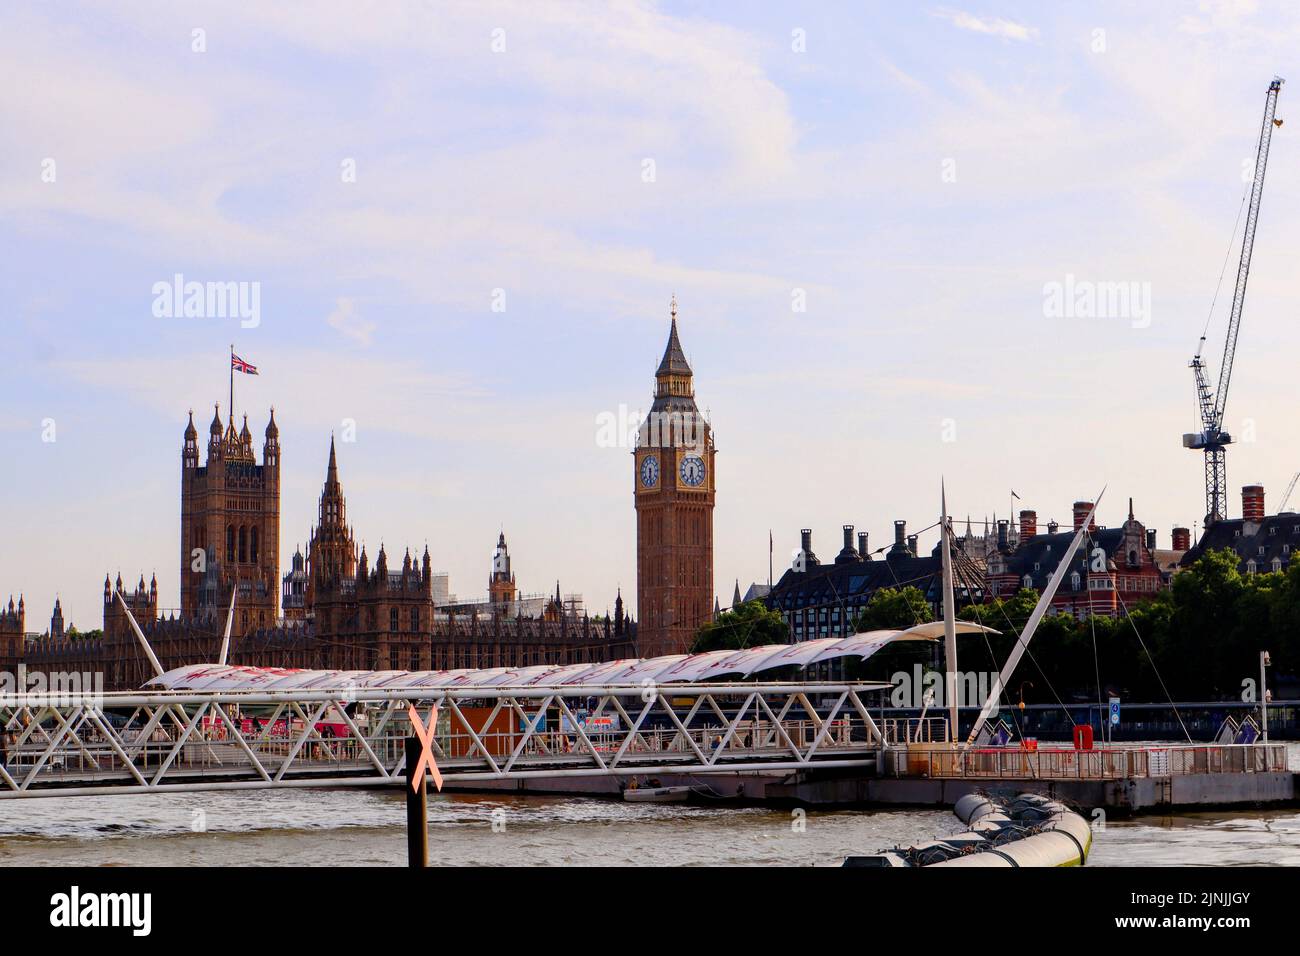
[{"left": 143, "top": 620, "right": 999, "bottom": 693}]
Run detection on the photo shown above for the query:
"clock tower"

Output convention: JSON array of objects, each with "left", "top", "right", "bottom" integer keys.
[{"left": 634, "top": 298, "right": 715, "bottom": 657}]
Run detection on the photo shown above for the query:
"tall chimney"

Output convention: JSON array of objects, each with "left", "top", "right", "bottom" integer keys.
[
  {"left": 894, "top": 520, "right": 906, "bottom": 547},
  {"left": 1243, "top": 484, "right": 1265, "bottom": 522},
  {"left": 1019, "top": 509, "right": 1037, "bottom": 540},
  {"left": 906, "top": 534, "right": 918, "bottom": 555},
  {"left": 997, "top": 519, "right": 1009, "bottom": 552},
  {"left": 1172, "top": 527, "right": 1191, "bottom": 551},
  {"left": 799, "top": 529, "right": 820, "bottom": 569},
  {"left": 835, "top": 525, "right": 859, "bottom": 564},
  {"left": 1047, "top": 519, "right": 1060, "bottom": 535},
  {"left": 1146, "top": 529, "right": 1156, "bottom": 550},
  {"left": 1073, "top": 501, "right": 1097, "bottom": 532},
  {"left": 857, "top": 531, "right": 868, "bottom": 558}
]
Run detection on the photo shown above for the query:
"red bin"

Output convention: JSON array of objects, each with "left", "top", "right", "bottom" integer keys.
[{"left": 1073, "top": 724, "right": 1094, "bottom": 751}]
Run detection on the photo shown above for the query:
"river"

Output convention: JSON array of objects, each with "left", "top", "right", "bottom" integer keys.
[{"left": 2, "top": 786, "right": 1299, "bottom": 866}]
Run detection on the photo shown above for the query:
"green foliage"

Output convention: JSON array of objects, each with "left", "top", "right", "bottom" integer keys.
[
  {"left": 852, "top": 586, "right": 933, "bottom": 631},
  {"left": 690, "top": 600, "right": 789, "bottom": 653},
  {"left": 953, "top": 550, "right": 1291, "bottom": 703}
]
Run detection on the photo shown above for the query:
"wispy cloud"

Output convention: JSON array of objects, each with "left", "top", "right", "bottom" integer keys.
[
  {"left": 325, "top": 298, "right": 376, "bottom": 347},
  {"left": 931, "top": 8, "right": 1038, "bottom": 42}
]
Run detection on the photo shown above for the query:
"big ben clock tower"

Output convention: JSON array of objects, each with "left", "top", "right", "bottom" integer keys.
[{"left": 635, "top": 298, "right": 715, "bottom": 657}]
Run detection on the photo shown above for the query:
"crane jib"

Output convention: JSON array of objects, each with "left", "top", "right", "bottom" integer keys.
[{"left": 1189, "top": 77, "right": 1283, "bottom": 526}]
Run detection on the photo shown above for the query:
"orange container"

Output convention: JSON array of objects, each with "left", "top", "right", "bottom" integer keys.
[{"left": 1073, "top": 724, "right": 1094, "bottom": 751}]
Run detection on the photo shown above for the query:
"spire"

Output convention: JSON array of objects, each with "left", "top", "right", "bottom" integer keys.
[
  {"left": 265, "top": 406, "right": 278, "bottom": 440},
  {"left": 733, "top": 579, "right": 742, "bottom": 607},
  {"left": 184, "top": 409, "right": 197, "bottom": 440},
  {"left": 656, "top": 299, "right": 692, "bottom": 378},
  {"left": 210, "top": 403, "right": 223, "bottom": 437},
  {"left": 327, "top": 435, "right": 339, "bottom": 485}
]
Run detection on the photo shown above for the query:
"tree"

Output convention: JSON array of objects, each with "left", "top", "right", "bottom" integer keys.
[
  {"left": 690, "top": 600, "right": 788, "bottom": 653},
  {"left": 852, "top": 586, "right": 933, "bottom": 631}
]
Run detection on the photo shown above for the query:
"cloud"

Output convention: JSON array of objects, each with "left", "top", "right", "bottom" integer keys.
[
  {"left": 325, "top": 298, "right": 376, "bottom": 347},
  {"left": 931, "top": 8, "right": 1038, "bottom": 42}
]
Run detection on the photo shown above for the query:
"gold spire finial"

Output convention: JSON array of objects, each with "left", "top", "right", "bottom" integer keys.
[{"left": 670, "top": 294, "right": 677, "bottom": 321}]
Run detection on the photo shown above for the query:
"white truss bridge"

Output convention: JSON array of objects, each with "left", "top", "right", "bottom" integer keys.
[{"left": 0, "top": 680, "right": 909, "bottom": 799}]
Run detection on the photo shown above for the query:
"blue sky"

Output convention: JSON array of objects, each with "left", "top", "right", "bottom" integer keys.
[{"left": 4, "top": 1, "right": 1300, "bottom": 630}]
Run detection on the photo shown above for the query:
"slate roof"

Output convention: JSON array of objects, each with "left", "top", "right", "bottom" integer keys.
[{"left": 1181, "top": 514, "right": 1300, "bottom": 572}]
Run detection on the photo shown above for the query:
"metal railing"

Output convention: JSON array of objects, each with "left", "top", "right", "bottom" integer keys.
[
  {"left": 882, "top": 743, "right": 1290, "bottom": 780},
  {"left": 0, "top": 681, "right": 887, "bottom": 797}
]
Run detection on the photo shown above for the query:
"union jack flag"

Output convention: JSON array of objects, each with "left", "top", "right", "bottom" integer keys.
[{"left": 231, "top": 353, "right": 258, "bottom": 375}]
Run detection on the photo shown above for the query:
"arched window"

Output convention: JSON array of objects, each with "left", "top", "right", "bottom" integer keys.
[
  {"left": 1070, "top": 571, "right": 1081, "bottom": 591},
  {"left": 251, "top": 526, "right": 259, "bottom": 564},
  {"left": 1272, "top": 558, "right": 1283, "bottom": 573},
  {"left": 1246, "top": 559, "right": 1257, "bottom": 576},
  {"left": 238, "top": 526, "right": 247, "bottom": 563},
  {"left": 226, "top": 526, "right": 235, "bottom": 564},
  {"left": 1023, "top": 574, "right": 1033, "bottom": 589}
]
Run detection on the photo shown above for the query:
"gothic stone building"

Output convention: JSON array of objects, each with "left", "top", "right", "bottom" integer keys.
[
  {"left": 181, "top": 405, "right": 281, "bottom": 630},
  {"left": 8, "top": 408, "right": 633, "bottom": 691},
  {"left": 634, "top": 300, "right": 716, "bottom": 656}
]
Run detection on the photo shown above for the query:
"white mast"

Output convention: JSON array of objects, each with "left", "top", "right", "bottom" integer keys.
[
  {"left": 940, "top": 480, "right": 958, "bottom": 744},
  {"left": 965, "top": 490, "right": 1106, "bottom": 747},
  {"left": 114, "top": 590, "right": 164, "bottom": 678},
  {"left": 217, "top": 587, "right": 237, "bottom": 666}
]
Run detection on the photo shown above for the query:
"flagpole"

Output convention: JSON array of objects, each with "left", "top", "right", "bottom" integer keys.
[
  {"left": 229, "top": 343, "right": 234, "bottom": 430},
  {"left": 768, "top": 530, "right": 773, "bottom": 589}
]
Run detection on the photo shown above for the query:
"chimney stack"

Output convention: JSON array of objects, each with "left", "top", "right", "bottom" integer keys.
[
  {"left": 1047, "top": 519, "right": 1060, "bottom": 535},
  {"left": 906, "top": 534, "right": 918, "bottom": 555},
  {"left": 996, "top": 519, "right": 1009, "bottom": 552},
  {"left": 1172, "top": 527, "right": 1191, "bottom": 551},
  {"left": 1146, "top": 529, "right": 1157, "bottom": 551},
  {"left": 1019, "top": 509, "right": 1037, "bottom": 540},
  {"left": 835, "top": 525, "right": 859, "bottom": 564},
  {"left": 857, "top": 531, "right": 869, "bottom": 558},
  {"left": 894, "top": 520, "right": 906, "bottom": 547},
  {"left": 1073, "top": 501, "right": 1097, "bottom": 532},
  {"left": 1243, "top": 484, "right": 1265, "bottom": 522}
]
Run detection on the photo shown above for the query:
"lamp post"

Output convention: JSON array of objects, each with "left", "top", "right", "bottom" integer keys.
[{"left": 1259, "top": 651, "right": 1271, "bottom": 744}]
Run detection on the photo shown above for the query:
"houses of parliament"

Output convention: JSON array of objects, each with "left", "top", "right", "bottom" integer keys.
[{"left": 0, "top": 305, "right": 716, "bottom": 689}]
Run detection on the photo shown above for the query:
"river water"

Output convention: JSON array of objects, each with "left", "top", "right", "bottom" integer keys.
[{"left": 2, "top": 786, "right": 1299, "bottom": 866}]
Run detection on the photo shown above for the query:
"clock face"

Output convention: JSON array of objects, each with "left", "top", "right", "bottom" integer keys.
[
  {"left": 640, "top": 455, "right": 660, "bottom": 488},
  {"left": 679, "top": 454, "right": 706, "bottom": 487}
]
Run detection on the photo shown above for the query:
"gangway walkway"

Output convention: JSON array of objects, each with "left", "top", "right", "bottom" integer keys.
[{"left": 0, "top": 680, "right": 890, "bottom": 798}]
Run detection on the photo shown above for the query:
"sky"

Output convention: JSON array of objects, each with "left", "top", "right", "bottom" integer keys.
[{"left": 3, "top": 0, "right": 1300, "bottom": 632}]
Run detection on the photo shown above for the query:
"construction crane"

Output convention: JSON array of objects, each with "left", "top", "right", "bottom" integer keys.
[
  {"left": 1184, "top": 77, "right": 1285, "bottom": 526},
  {"left": 1281, "top": 470, "right": 1300, "bottom": 513}
]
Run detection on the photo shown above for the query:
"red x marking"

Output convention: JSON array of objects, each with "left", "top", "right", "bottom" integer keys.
[{"left": 407, "top": 704, "right": 443, "bottom": 792}]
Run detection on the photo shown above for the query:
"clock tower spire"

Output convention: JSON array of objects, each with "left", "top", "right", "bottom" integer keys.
[{"left": 634, "top": 298, "right": 715, "bottom": 656}]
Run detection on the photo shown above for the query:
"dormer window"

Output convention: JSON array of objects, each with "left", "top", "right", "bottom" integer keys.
[
  {"left": 1070, "top": 571, "right": 1081, "bottom": 591},
  {"left": 1273, "top": 558, "right": 1283, "bottom": 573},
  {"left": 1246, "top": 559, "right": 1257, "bottom": 575},
  {"left": 1023, "top": 575, "right": 1033, "bottom": 589}
]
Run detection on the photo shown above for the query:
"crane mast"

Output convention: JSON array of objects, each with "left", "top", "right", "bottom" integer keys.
[{"left": 1185, "top": 77, "right": 1284, "bottom": 526}]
